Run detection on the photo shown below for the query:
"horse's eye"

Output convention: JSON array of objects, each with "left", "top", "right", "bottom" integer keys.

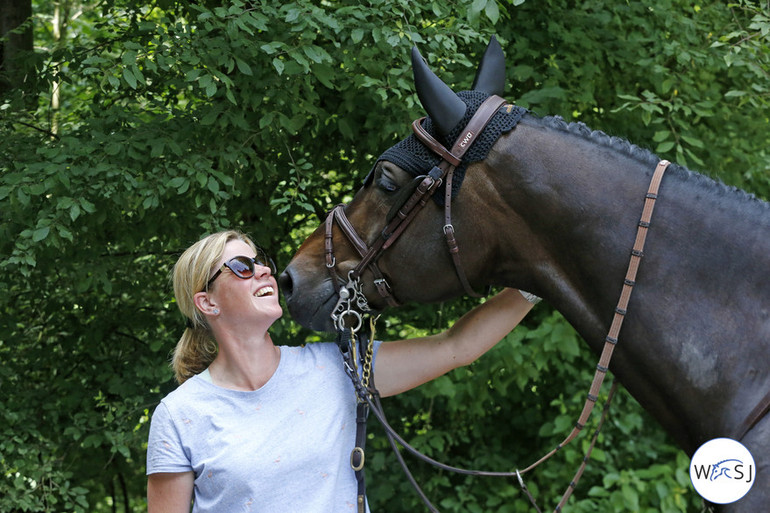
[
  {"left": 376, "top": 162, "right": 403, "bottom": 193},
  {"left": 377, "top": 177, "right": 398, "bottom": 193}
]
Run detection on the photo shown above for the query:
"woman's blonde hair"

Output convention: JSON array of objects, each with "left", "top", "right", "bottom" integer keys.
[{"left": 171, "top": 230, "right": 257, "bottom": 383}]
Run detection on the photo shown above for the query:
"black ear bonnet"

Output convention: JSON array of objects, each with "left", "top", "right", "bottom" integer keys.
[{"left": 367, "top": 90, "right": 527, "bottom": 205}]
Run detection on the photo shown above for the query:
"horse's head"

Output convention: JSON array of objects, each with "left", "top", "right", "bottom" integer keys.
[{"left": 280, "top": 38, "right": 525, "bottom": 332}]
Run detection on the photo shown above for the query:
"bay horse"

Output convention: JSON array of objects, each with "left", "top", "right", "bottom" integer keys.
[{"left": 278, "top": 38, "right": 770, "bottom": 511}]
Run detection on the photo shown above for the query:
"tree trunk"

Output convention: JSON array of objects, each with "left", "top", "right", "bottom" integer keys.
[{"left": 0, "top": 0, "right": 34, "bottom": 94}]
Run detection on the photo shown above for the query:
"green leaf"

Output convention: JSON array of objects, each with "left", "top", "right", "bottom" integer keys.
[
  {"left": 681, "top": 134, "right": 705, "bottom": 148},
  {"left": 32, "top": 226, "right": 50, "bottom": 242},
  {"left": 259, "top": 112, "right": 275, "bottom": 129},
  {"left": 272, "top": 57, "right": 284, "bottom": 75},
  {"left": 115, "top": 445, "right": 131, "bottom": 459},
  {"left": 185, "top": 69, "right": 203, "bottom": 82},
  {"left": 303, "top": 45, "right": 324, "bottom": 64},
  {"left": 69, "top": 204, "right": 81, "bottom": 221},
  {"left": 471, "top": 0, "right": 487, "bottom": 15},
  {"left": 104, "top": 142, "right": 122, "bottom": 155},
  {"left": 351, "top": 28, "right": 365, "bottom": 44},
  {"left": 205, "top": 80, "right": 217, "bottom": 97},
  {"left": 122, "top": 68, "right": 137, "bottom": 89},
  {"left": 131, "top": 65, "right": 145, "bottom": 87},
  {"left": 79, "top": 199, "right": 96, "bottom": 214},
  {"left": 235, "top": 58, "right": 253, "bottom": 76},
  {"left": 106, "top": 74, "right": 120, "bottom": 89},
  {"left": 167, "top": 177, "right": 187, "bottom": 188},
  {"left": 207, "top": 177, "right": 219, "bottom": 194},
  {"left": 260, "top": 42, "right": 281, "bottom": 55},
  {"left": 57, "top": 226, "right": 74, "bottom": 242},
  {"left": 484, "top": 1, "right": 500, "bottom": 23}
]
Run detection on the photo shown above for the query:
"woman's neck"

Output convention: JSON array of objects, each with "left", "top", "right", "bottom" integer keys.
[{"left": 208, "top": 332, "right": 281, "bottom": 391}]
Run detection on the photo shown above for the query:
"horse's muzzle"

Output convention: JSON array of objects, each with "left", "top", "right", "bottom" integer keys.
[{"left": 278, "top": 265, "right": 338, "bottom": 332}]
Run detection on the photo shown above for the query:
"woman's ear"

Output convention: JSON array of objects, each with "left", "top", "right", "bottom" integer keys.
[{"left": 193, "top": 291, "right": 219, "bottom": 316}]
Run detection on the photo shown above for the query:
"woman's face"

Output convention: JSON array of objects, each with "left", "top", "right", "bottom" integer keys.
[{"left": 206, "top": 239, "right": 283, "bottom": 328}]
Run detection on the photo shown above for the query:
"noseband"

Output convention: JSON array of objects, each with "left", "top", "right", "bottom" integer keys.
[{"left": 325, "top": 95, "right": 508, "bottom": 329}]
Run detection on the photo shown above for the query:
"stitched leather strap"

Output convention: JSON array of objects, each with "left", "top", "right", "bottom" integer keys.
[
  {"left": 518, "top": 160, "right": 669, "bottom": 475},
  {"left": 447, "top": 96, "right": 508, "bottom": 297},
  {"left": 450, "top": 95, "right": 508, "bottom": 157}
]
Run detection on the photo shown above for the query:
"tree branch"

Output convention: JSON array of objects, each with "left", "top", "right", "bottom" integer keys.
[{"left": 5, "top": 118, "right": 61, "bottom": 139}]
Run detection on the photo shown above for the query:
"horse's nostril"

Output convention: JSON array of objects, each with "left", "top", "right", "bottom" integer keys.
[{"left": 278, "top": 269, "right": 294, "bottom": 300}]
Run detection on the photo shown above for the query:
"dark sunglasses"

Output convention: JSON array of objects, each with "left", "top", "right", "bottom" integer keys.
[{"left": 205, "top": 249, "right": 276, "bottom": 291}]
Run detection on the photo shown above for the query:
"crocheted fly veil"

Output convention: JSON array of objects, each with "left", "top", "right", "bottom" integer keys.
[{"left": 370, "top": 90, "right": 527, "bottom": 205}]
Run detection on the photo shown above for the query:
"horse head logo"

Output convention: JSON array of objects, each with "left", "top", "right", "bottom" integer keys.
[{"left": 710, "top": 459, "right": 743, "bottom": 481}]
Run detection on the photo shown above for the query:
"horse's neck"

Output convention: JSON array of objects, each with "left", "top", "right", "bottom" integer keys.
[
  {"left": 488, "top": 121, "right": 671, "bottom": 328},
  {"left": 499, "top": 121, "right": 770, "bottom": 333},
  {"left": 487, "top": 120, "right": 770, "bottom": 452}
]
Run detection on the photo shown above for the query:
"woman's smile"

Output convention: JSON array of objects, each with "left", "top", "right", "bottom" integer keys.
[{"left": 255, "top": 285, "right": 275, "bottom": 297}]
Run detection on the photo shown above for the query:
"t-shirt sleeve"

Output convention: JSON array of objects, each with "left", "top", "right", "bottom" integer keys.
[{"left": 146, "top": 401, "right": 193, "bottom": 475}]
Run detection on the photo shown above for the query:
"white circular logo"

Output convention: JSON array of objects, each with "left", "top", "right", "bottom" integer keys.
[{"left": 690, "top": 438, "right": 755, "bottom": 504}]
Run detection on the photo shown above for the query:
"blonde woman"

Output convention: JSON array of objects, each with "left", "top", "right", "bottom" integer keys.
[{"left": 146, "top": 230, "right": 536, "bottom": 512}]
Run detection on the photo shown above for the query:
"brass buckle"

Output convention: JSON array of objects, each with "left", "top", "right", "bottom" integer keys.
[{"left": 350, "top": 446, "right": 365, "bottom": 471}]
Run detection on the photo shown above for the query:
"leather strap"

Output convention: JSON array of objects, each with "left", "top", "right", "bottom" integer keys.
[
  {"left": 353, "top": 401, "right": 369, "bottom": 512},
  {"left": 450, "top": 95, "right": 508, "bottom": 157},
  {"left": 325, "top": 208, "right": 342, "bottom": 298},
  {"left": 327, "top": 205, "right": 400, "bottom": 307},
  {"left": 547, "top": 160, "right": 670, "bottom": 511},
  {"left": 413, "top": 95, "right": 508, "bottom": 298},
  {"left": 736, "top": 389, "right": 770, "bottom": 441},
  {"left": 411, "top": 118, "right": 462, "bottom": 167}
]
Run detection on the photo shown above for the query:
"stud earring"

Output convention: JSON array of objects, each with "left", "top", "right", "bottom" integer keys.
[{"left": 213, "top": 308, "right": 220, "bottom": 315}]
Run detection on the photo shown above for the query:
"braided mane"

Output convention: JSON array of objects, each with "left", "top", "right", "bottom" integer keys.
[{"left": 526, "top": 114, "right": 767, "bottom": 209}]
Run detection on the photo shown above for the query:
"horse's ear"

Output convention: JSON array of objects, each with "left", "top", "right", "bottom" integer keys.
[
  {"left": 411, "top": 46, "right": 467, "bottom": 138},
  {"left": 471, "top": 36, "right": 506, "bottom": 96}
]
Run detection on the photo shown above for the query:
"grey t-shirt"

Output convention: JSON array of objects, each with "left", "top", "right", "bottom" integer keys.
[{"left": 146, "top": 342, "right": 380, "bottom": 512}]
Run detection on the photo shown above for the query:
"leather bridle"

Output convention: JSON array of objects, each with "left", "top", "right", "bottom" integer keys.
[{"left": 324, "top": 95, "right": 508, "bottom": 330}]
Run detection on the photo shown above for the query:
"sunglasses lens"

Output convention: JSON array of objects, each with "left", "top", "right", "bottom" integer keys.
[
  {"left": 229, "top": 256, "right": 255, "bottom": 278},
  {"left": 255, "top": 249, "right": 276, "bottom": 274}
]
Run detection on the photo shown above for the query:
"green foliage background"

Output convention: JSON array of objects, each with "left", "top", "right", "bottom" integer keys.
[{"left": 1, "top": 0, "right": 768, "bottom": 511}]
